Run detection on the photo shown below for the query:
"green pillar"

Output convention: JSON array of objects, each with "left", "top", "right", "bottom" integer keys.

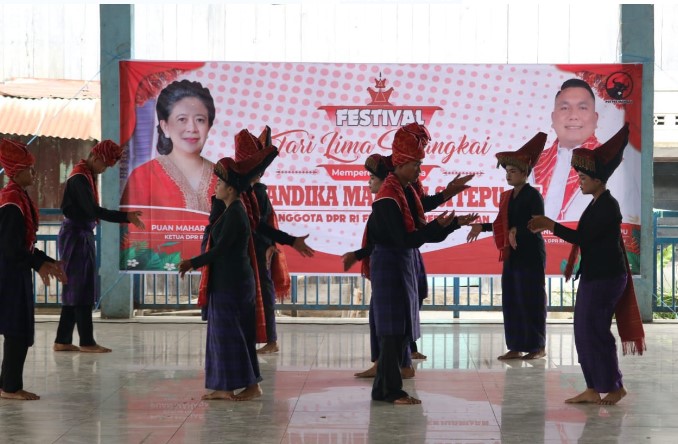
[
  {"left": 99, "top": 4, "right": 133, "bottom": 318},
  {"left": 621, "top": 4, "right": 654, "bottom": 322}
]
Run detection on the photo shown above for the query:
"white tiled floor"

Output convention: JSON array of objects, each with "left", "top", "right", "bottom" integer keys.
[{"left": 1, "top": 317, "right": 677, "bottom": 443}]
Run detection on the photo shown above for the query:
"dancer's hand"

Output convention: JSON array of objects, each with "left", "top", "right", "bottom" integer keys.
[
  {"left": 341, "top": 252, "right": 358, "bottom": 271},
  {"left": 38, "top": 261, "right": 67, "bottom": 286},
  {"left": 457, "top": 213, "right": 479, "bottom": 226},
  {"left": 292, "top": 234, "right": 315, "bottom": 257},
  {"left": 178, "top": 260, "right": 193, "bottom": 278},
  {"left": 442, "top": 173, "right": 474, "bottom": 200},
  {"left": 128, "top": 211, "right": 146, "bottom": 230},
  {"left": 435, "top": 210, "right": 456, "bottom": 228},
  {"left": 509, "top": 227, "right": 518, "bottom": 249},
  {"left": 527, "top": 215, "right": 554, "bottom": 233},
  {"left": 466, "top": 223, "right": 482, "bottom": 242},
  {"left": 265, "top": 245, "right": 280, "bottom": 269}
]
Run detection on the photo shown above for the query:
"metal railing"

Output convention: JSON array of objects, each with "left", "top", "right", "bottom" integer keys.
[
  {"left": 34, "top": 209, "right": 678, "bottom": 316},
  {"left": 654, "top": 210, "right": 678, "bottom": 317},
  {"left": 128, "top": 266, "right": 578, "bottom": 316}
]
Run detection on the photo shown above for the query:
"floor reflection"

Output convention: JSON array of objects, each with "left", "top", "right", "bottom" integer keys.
[{"left": 0, "top": 319, "right": 674, "bottom": 443}]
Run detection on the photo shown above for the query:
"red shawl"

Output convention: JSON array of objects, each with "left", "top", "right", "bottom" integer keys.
[
  {"left": 0, "top": 180, "right": 39, "bottom": 250},
  {"left": 70, "top": 160, "right": 98, "bottom": 203},
  {"left": 360, "top": 225, "right": 370, "bottom": 279},
  {"left": 492, "top": 190, "right": 512, "bottom": 261},
  {"left": 241, "top": 190, "right": 267, "bottom": 343},
  {"left": 268, "top": 207, "right": 291, "bottom": 301},
  {"left": 373, "top": 173, "right": 425, "bottom": 232},
  {"left": 533, "top": 135, "right": 599, "bottom": 219},
  {"left": 364, "top": 174, "right": 426, "bottom": 278},
  {"left": 196, "top": 211, "right": 226, "bottom": 308}
]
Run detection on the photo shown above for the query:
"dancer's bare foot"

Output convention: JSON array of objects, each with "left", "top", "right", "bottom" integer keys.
[
  {"left": 53, "top": 343, "right": 80, "bottom": 352},
  {"left": 565, "top": 388, "right": 601, "bottom": 404},
  {"left": 201, "top": 390, "right": 236, "bottom": 401},
  {"left": 235, "top": 384, "right": 262, "bottom": 401},
  {"left": 0, "top": 389, "right": 40, "bottom": 400},
  {"left": 393, "top": 395, "right": 421, "bottom": 405},
  {"left": 256, "top": 342, "right": 279, "bottom": 354},
  {"left": 354, "top": 363, "right": 377, "bottom": 378},
  {"left": 522, "top": 349, "right": 546, "bottom": 360},
  {"left": 79, "top": 345, "right": 112, "bottom": 353},
  {"left": 498, "top": 351, "right": 523, "bottom": 360},
  {"left": 411, "top": 351, "right": 427, "bottom": 360},
  {"left": 599, "top": 387, "right": 627, "bottom": 405},
  {"left": 401, "top": 365, "right": 415, "bottom": 379}
]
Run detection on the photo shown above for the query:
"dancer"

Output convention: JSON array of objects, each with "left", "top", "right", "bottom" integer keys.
[
  {"left": 528, "top": 123, "right": 645, "bottom": 405},
  {"left": 179, "top": 145, "right": 277, "bottom": 401},
  {"left": 0, "top": 139, "right": 66, "bottom": 400},
  {"left": 54, "top": 140, "right": 145, "bottom": 353},
  {"left": 347, "top": 153, "right": 473, "bottom": 377},
  {"left": 203, "top": 127, "right": 314, "bottom": 353},
  {"left": 467, "top": 132, "right": 549, "bottom": 360},
  {"left": 367, "top": 123, "right": 478, "bottom": 404}
]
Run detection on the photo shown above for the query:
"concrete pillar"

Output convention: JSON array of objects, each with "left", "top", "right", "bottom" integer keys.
[
  {"left": 99, "top": 4, "right": 134, "bottom": 318},
  {"left": 621, "top": 4, "right": 654, "bottom": 322}
]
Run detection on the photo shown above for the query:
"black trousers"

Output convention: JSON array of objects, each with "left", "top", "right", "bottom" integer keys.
[
  {"left": 55, "top": 305, "right": 96, "bottom": 346},
  {"left": 0, "top": 335, "right": 29, "bottom": 393},
  {"left": 371, "top": 334, "right": 409, "bottom": 402}
]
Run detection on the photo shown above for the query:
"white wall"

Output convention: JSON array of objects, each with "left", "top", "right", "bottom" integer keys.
[
  {"left": 0, "top": 3, "right": 99, "bottom": 81},
  {"left": 1, "top": 3, "right": 626, "bottom": 82},
  {"left": 131, "top": 3, "right": 619, "bottom": 64}
]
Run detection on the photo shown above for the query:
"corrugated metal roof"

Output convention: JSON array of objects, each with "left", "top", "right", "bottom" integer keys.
[
  {"left": 0, "top": 78, "right": 101, "bottom": 140},
  {"left": 0, "top": 78, "right": 100, "bottom": 100}
]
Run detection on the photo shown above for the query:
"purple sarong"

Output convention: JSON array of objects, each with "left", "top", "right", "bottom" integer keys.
[
  {"left": 370, "top": 245, "right": 419, "bottom": 341},
  {"left": 574, "top": 273, "right": 627, "bottom": 393},
  {"left": 58, "top": 218, "right": 97, "bottom": 306},
  {"left": 205, "top": 277, "right": 261, "bottom": 391},
  {"left": 501, "top": 265, "right": 546, "bottom": 353}
]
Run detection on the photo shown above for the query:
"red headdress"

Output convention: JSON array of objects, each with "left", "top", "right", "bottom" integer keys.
[
  {"left": 234, "top": 129, "right": 265, "bottom": 162},
  {"left": 0, "top": 139, "right": 35, "bottom": 178},
  {"left": 391, "top": 123, "right": 430, "bottom": 166},
  {"left": 92, "top": 140, "right": 124, "bottom": 166},
  {"left": 0, "top": 139, "right": 38, "bottom": 250}
]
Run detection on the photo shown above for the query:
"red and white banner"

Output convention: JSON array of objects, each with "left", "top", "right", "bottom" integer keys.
[{"left": 119, "top": 61, "right": 642, "bottom": 275}]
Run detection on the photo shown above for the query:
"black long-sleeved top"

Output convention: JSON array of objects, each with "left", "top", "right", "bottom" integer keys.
[
  {"left": 356, "top": 188, "right": 447, "bottom": 258},
  {"left": 481, "top": 184, "right": 545, "bottom": 269},
  {"left": 201, "top": 187, "right": 295, "bottom": 254},
  {"left": 367, "top": 184, "right": 459, "bottom": 248},
  {"left": 190, "top": 200, "right": 253, "bottom": 292},
  {"left": 0, "top": 205, "right": 52, "bottom": 273},
  {"left": 252, "top": 183, "right": 295, "bottom": 251},
  {"left": 61, "top": 175, "right": 128, "bottom": 224},
  {"left": 552, "top": 190, "right": 626, "bottom": 280},
  {"left": 0, "top": 205, "right": 53, "bottom": 342}
]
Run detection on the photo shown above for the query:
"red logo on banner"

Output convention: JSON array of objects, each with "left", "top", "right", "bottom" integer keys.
[{"left": 318, "top": 73, "right": 442, "bottom": 127}]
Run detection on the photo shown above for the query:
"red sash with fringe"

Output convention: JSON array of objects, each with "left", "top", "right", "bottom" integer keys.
[
  {"left": 268, "top": 207, "right": 291, "bottom": 302},
  {"left": 564, "top": 240, "right": 645, "bottom": 356},
  {"left": 0, "top": 181, "right": 39, "bottom": 250},
  {"left": 196, "top": 212, "right": 226, "bottom": 308},
  {"left": 360, "top": 225, "right": 370, "bottom": 279},
  {"left": 492, "top": 190, "right": 512, "bottom": 261},
  {"left": 241, "top": 190, "right": 267, "bottom": 343}
]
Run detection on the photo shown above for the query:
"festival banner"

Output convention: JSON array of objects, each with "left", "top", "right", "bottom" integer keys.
[{"left": 119, "top": 61, "right": 642, "bottom": 275}]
